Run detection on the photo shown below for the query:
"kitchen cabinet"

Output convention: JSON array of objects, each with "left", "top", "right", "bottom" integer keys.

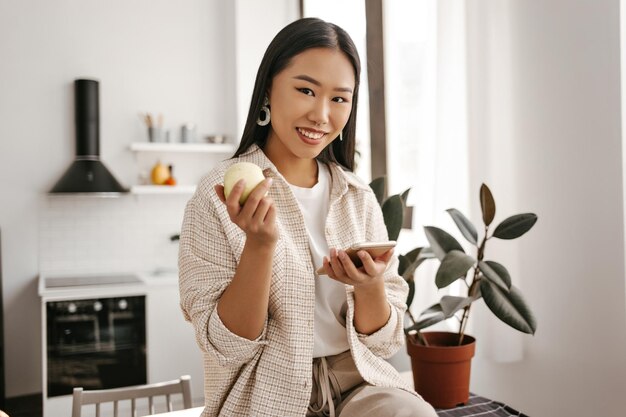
[
  {"left": 145, "top": 280, "right": 203, "bottom": 398},
  {"left": 39, "top": 272, "right": 204, "bottom": 417},
  {"left": 129, "top": 142, "right": 235, "bottom": 195}
]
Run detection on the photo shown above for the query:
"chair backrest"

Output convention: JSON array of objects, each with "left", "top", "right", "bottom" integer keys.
[{"left": 71, "top": 375, "right": 192, "bottom": 417}]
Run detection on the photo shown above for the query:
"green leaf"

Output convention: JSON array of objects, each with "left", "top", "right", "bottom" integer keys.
[
  {"left": 400, "top": 247, "right": 434, "bottom": 280},
  {"left": 405, "top": 246, "right": 436, "bottom": 262},
  {"left": 369, "top": 177, "right": 386, "bottom": 206},
  {"left": 478, "top": 260, "right": 511, "bottom": 291},
  {"left": 409, "top": 296, "right": 474, "bottom": 333},
  {"left": 435, "top": 250, "right": 475, "bottom": 289},
  {"left": 400, "top": 188, "right": 411, "bottom": 204},
  {"left": 480, "top": 280, "right": 537, "bottom": 334},
  {"left": 480, "top": 184, "right": 496, "bottom": 226},
  {"left": 446, "top": 208, "right": 478, "bottom": 245},
  {"left": 406, "top": 279, "right": 415, "bottom": 308},
  {"left": 420, "top": 302, "right": 443, "bottom": 316},
  {"left": 420, "top": 247, "right": 436, "bottom": 259},
  {"left": 424, "top": 226, "right": 465, "bottom": 261},
  {"left": 403, "top": 248, "right": 420, "bottom": 263},
  {"left": 471, "top": 283, "right": 483, "bottom": 300},
  {"left": 406, "top": 312, "right": 446, "bottom": 332},
  {"left": 382, "top": 195, "right": 404, "bottom": 241},
  {"left": 493, "top": 213, "right": 538, "bottom": 240},
  {"left": 440, "top": 295, "right": 473, "bottom": 317},
  {"left": 398, "top": 254, "right": 410, "bottom": 277}
]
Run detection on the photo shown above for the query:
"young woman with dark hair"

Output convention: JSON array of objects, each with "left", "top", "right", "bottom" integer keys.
[{"left": 179, "top": 17, "right": 437, "bottom": 417}]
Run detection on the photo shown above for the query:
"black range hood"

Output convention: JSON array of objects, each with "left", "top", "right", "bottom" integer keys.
[{"left": 50, "top": 79, "right": 128, "bottom": 195}]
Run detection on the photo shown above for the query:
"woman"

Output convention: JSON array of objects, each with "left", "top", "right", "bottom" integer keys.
[{"left": 179, "top": 17, "right": 437, "bottom": 417}]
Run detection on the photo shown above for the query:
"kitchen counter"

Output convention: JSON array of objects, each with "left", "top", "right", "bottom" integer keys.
[{"left": 38, "top": 269, "right": 179, "bottom": 301}]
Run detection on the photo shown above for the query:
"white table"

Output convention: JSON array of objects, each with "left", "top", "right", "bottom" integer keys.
[{"left": 143, "top": 407, "right": 204, "bottom": 417}]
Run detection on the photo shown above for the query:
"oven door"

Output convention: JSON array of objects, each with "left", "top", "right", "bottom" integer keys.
[{"left": 46, "top": 296, "right": 146, "bottom": 397}]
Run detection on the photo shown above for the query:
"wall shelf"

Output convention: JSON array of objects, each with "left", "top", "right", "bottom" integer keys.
[
  {"left": 129, "top": 142, "right": 235, "bottom": 153},
  {"left": 130, "top": 185, "right": 196, "bottom": 195}
]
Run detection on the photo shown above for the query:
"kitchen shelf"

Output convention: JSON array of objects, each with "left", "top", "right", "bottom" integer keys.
[
  {"left": 130, "top": 185, "right": 196, "bottom": 195},
  {"left": 129, "top": 142, "right": 235, "bottom": 153}
]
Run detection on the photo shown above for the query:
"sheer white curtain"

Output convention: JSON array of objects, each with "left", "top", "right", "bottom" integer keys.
[
  {"left": 384, "top": 0, "right": 470, "bottom": 332},
  {"left": 465, "top": 0, "right": 523, "bottom": 363},
  {"left": 386, "top": 0, "right": 523, "bottom": 363}
]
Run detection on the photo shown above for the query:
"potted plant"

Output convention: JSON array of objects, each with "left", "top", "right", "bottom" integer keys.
[{"left": 369, "top": 178, "right": 538, "bottom": 409}]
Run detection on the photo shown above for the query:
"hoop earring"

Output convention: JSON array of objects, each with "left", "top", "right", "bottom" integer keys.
[{"left": 256, "top": 97, "right": 270, "bottom": 126}]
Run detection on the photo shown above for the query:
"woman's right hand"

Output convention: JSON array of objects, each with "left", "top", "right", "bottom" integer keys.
[{"left": 215, "top": 178, "right": 278, "bottom": 246}]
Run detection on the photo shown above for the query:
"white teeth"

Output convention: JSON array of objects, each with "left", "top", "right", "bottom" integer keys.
[{"left": 297, "top": 128, "right": 324, "bottom": 140}]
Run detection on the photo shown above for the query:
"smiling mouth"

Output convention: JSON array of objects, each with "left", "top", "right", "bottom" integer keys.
[{"left": 296, "top": 127, "right": 327, "bottom": 140}]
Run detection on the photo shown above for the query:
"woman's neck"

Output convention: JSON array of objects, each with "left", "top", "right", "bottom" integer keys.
[
  {"left": 263, "top": 140, "right": 318, "bottom": 188},
  {"left": 278, "top": 157, "right": 319, "bottom": 188}
]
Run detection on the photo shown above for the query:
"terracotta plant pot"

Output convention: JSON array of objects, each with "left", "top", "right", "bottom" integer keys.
[{"left": 406, "top": 331, "right": 476, "bottom": 409}]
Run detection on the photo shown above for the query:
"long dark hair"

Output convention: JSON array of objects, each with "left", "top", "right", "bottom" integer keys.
[{"left": 233, "top": 17, "right": 361, "bottom": 171}]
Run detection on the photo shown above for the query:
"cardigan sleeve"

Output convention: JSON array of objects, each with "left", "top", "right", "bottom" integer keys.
[
  {"left": 346, "top": 190, "right": 409, "bottom": 359},
  {"left": 178, "top": 192, "right": 268, "bottom": 367}
]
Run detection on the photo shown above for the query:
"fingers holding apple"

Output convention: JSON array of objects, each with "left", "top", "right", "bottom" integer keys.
[
  {"left": 217, "top": 162, "right": 278, "bottom": 244},
  {"left": 224, "top": 162, "right": 266, "bottom": 205}
]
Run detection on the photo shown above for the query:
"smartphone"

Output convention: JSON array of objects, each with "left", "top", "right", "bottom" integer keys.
[{"left": 316, "top": 241, "right": 397, "bottom": 275}]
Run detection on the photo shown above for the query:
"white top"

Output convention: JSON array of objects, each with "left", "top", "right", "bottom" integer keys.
[{"left": 288, "top": 160, "right": 350, "bottom": 358}]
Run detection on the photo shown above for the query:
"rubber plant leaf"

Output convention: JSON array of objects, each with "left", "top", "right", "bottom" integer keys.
[
  {"left": 435, "top": 250, "right": 475, "bottom": 289},
  {"left": 480, "top": 280, "right": 537, "bottom": 334},
  {"left": 401, "top": 247, "right": 435, "bottom": 281},
  {"left": 398, "top": 254, "right": 410, "bottom": 278},
  {"left": 403, "top": 248, "right": 420, "bottom": 263},
  {"left": 478, "top": 260, "right": 512, "bottom": 291},
  {"left": 420, "top": 302, "right": 443, "bottom": 316},
  {"left": 400, "top": 188, "right": 411, "bottom": 204},
  {"left": 406, "top": 279, "right": 416, "bottom": 309},
  {"left": 382, "top": 195, "right": 404, "bottom": 241},
  {"left": 424, "top": 226, "right": 464, "bottom": 261},
  {"left": 492, "top": 213, "right": 538, "bottom": 240},
  {"left": 369, "top": 177, "right": 386, "bottom": 206},
  {"left": 406, "top": 312, "right": 446, "bottom": 332},
  {"left": 480, "top": 183, "right": 496, "bottom": 226},
  {"left": 440, "top": 295, "right": 474, "bottom": 317},
  {"left": 446, "top": 208, "right": 478, "bottom": 245}
]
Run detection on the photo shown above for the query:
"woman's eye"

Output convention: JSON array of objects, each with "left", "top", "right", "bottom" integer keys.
[
  {"left": 333, "top": 97, "right": 349, "bottom": 103},
  {"left": 298, "top": 88, "right": 314, "bottom": 96}
]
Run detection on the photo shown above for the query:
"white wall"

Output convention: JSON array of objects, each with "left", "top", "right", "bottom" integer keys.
[
  {"left": 233, "top": 0, "right": 300, "bottom": 140},
  {"left": 0, "top": 0, "right": 296, "bottom": 398},
  {"left": 466, "top": 0, "right": 626, "bottom": 416}
]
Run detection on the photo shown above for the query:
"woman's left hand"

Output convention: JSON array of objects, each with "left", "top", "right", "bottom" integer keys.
[{"left": 321, "top": 248, "right": 394, "bottom": 287}]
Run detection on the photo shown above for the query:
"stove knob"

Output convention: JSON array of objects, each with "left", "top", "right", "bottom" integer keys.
[
  {"left": 93, "top": 301, "right": 103, "bottom": 312},
  {"left": 118, "top": 299, "right": 128, "bottom": 310},
  {"left": 68, "top": 303, "right": 77, "bottom": 313}
]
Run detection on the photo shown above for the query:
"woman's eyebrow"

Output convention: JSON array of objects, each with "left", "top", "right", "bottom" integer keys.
[{"left": 293, "top": 74, "right": 353, "bottom": 94}]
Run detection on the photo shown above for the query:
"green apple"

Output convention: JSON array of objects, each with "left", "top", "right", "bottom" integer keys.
[{"left": 223, "top": 162, "right": 266, "bottom": 205}]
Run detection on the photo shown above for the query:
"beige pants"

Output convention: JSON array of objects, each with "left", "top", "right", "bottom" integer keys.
[{"left": 307, "top": 351, "right": 437, "bottom": 417}]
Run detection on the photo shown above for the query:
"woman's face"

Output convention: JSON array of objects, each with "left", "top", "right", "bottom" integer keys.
[{"left": 265, "top": 47, "right": 355, "bottom": 163}]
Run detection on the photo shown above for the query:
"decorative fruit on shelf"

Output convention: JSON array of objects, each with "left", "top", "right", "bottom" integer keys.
[
  {"left": 151, "top": 161, "right": 170, "bottom": 185},
  {"left": 224, "top": 162, "right": 265, "bottom": 205},
  {"left": 165, "top": 164, "right": 177, "bottom": 186}
]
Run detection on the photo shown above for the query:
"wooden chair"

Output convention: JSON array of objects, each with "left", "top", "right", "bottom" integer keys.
[{"left": 71, "top": 375, "right": 192, "bottom": 417}]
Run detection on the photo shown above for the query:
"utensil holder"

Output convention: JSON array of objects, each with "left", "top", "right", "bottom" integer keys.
[{"left": 148, "top": 127, "right": 162, "bottom": 142}]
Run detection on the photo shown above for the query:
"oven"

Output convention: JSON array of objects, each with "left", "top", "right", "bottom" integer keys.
[{"left": 45, "top": 295, "right": 146, "bottom": 397}]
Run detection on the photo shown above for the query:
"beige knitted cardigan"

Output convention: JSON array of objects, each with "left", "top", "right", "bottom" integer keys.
[{"left": 179, "top": 145, "right": 416, "bottom": 417}]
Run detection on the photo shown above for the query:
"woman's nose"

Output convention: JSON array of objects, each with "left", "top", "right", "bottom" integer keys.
[{"left": 308, "top": 100, "right": 330, "bottom": 126}]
